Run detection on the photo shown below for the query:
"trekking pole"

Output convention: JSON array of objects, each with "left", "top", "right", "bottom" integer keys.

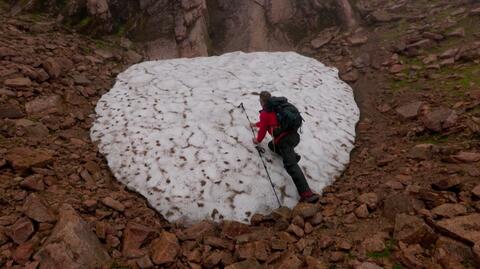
[{"left": 238, "top": 103, "right": 282, "bottom": 207}]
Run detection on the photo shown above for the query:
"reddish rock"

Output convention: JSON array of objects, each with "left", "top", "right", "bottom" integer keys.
[
  {"left": 408, "top": 144, "right": 434, "bottom": 160},
  {"left": 431, "top": 203, "right": 467, "bottom": 218},
  {"left": 204, "top": 236, "right": 234, "bottom": 250},
  {"left": 354, "top": 204, "right": 369, "bottom": 218},
  {"left": 8, "top": 217, "right": 34, "bottom": 244},
  {"left": 101, "top": 196, "right": 125, "bottom": 212},
  {"left": 358, "top": 192, "right": 378, "bottom": 210},
  {"left": 440, "top": 48, "right": 459, "bottom": 59},
  {"left": 221, "top": 221, "right": 250, "bottom": 239},
  {"left": 447, "top": 27, "right": 465, "bottom": 38},
  {"left": 5, "top": 147, "right": 53, "bottom": 171},
  {"left": 95, "top": 221, "right": 107, "bottom": 240},
  {"left": 23, "top": 193, "right": 56, "bottom": 223},
  {"left": 397, "top": 243, "right": 424, "bottom": 269},
  {"left": 33, "top": 204, "right": 111, "bottom": 269},
  {"left": 394, "top": 214, "right": 437, "bottom": 246},
  {"left": 106, "top": 234, "right": 120, "bottom": 248},
  {"left": 451, "top": 152, "right": 480, "bottom": 163},
  {"left": 422, "top": 108, "right": 458, "bottom": 132},
  {"left": 292, "top": 203, "right": 318, "bottom": 218},
  {"left": 225, "top": 259, "right": 261, "bottom": 269},
  {"left": 179, "top": 220, "right": 215, "bottom": 240},
  {"left": 473, "top": 244, "right": 480, "bottom": 265},
  {"left": 435, "top": 236, "right": 473, "bottom": 268},
  {"left": 272, "top": 251, "right": 303, "bottom": 269},
  {"left": 340, "top": 69, "right": 359, "bottom": 83},
  {"left": 4, "top": 77, "right": 32, "bottom": 88},
  {"left": 311, "top": 34, "right": 334, "bottom": 49},
  {"left": 0, "top": 46, "right": 16, "bottom": 57},
  {"left": 20, "top": 175, "right": 45, "bottom": 191},
  {"left": 151, "top": 231, "right": 179, "bottom": 265},
  {"left": 25, "top": 95, "right": 63, "bottom": 115},
  {"left": 356, "top": 262, "right": 383, "bottom": 269},
  {"left": 0, "top": 104, "right": 25, "bottom": 119},
  {"left": 434, "top": 214, "right": 480, "bottom": 245},
  {"left": 287, "top": 224, "right": 304, "bottom": 237},
  {"left": 361, "top": 234, "right": 386, "bottom": 253},
  {"left": 348, "top": 35, "right": 368, "bottom": 46},
  {"left": 123, "top": 222, "right": 156, "bottom": 258},
  {"left": 395, "top": 101, "right": 424, "bottom": 119},
  {"left": 136, "top": 255, "right": 154, "bottom": 269},
  {"left": 13, "top": 242, "right": 35, "bottom": 264},
  {"left": 472, "top": 185, "right": 480, "bottom": 198},
  {"left": 389, "top": 64, "right": 404, "bottom": 74},
  {"left": 431, "top": 177, "right": 464, "bottom": 190},
  {"left": 42, "top": 58, "right": 62, "bottom": 79}
]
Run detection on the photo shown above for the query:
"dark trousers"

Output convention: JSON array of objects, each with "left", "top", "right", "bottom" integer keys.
[{"left": 268, "top": 132, "right": 311, "bottom": 194}]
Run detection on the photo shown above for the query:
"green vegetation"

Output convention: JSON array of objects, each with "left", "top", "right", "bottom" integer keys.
[
  {"left": 415, "top": 133, "right": 451, "bottom": 145},
  {"left": 110, "top": 261, "right": 129, "bottom": 269},
  {"left": 393, "top": 264, "right": 406, "bottom": 269}
]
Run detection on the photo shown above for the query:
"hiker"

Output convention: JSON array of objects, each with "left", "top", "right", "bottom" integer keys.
[{"left": 251, "top": 91, "right": 319, "bottom": 203}]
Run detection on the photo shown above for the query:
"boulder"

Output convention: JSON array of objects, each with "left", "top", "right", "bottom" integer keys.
[
  {"left": 358, "top": 192, "right": 378, "bottom": 210},
  {"left": 433, "top": 214, "right": 480, "bottom": 246},
  {"left": 408, "top": 144, "right": 434, "bottom": 160},
  {"left": 451, "top": 152, "right": 480, "bottom": 163},
  {"left": 34, "top": 204, "right": 111, "bottom": 269},
  {"left": 25, "top": 95, "right": 63, "bottom": 115},
  {"left": 42, "top": 58, "right": 62, "bottom": 79},
  {"left": 122, "top": 222, "right": 156, "bottom": 258},
  {"left": 7, "top": 217, "right": 34, "bottom": 244},
  {"left": 5, "top": 147, "right": 54, "bottom": 171},
  {"left": 0, "top": 104, "right": 25, "bottom": 119},
  {"left": 431, "top": 203, "right": 467, "bottom": 218},
  {"left": 422, "top": 108, "right": 458, "bottom": 132},
  {"left": 151, "top": 231, "right": 180, "bottom": 265},
  {"left": 395, "top": 101, "right": 424, "bottom": 119},
  {"left": 4, "top": 77, "right": 32, "bottom": 88},
  {"left": 23, "top": 193, "right": 56, "bottom": 223},
  {"left": 394, "top": 214, "right": 437, "bottom": 246}
]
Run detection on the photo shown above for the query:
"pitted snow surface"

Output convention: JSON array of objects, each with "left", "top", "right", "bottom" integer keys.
[{"left": 91, "top": 52, "right": 359, "bottom": 224}]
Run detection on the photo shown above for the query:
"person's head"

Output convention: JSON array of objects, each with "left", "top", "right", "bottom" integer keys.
[{"left": 259, "top": 91, "right": 271, "bottom": 108}]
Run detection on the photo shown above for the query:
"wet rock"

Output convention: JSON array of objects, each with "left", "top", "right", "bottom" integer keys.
[
  {"left": 358, "top": 192, "right": 378, "bottom": 210},
  {"left": 451, "top": 152, "right": 480, "bottom": 163},
  {"left": 34, "top": 204, "right": 111, "bottom": 269},
  {"left": 8, "top": 217, "right": 34, "bottom": 244},
  {"left": 394, "top": 214, "right": 437, "bottom": 246},
  {"left": 0, "top": 104, "right": 25, "bottom": 119},
  {"left": 431, "top": 203, "right": 467, "bottom": 218},
  {"left": 5, "top": 147, "right": 54, "bottom": 171},
  {"left": 151, "top": 231, "right": 179, "bottom": 265},
  {"left": 408, "top": 144, "right": 434, "bottom": 160},
  {"left": 395, "top": 101, "right": 424, "bottom": 119},
  {"left": 123, "top": 222, "right": 156, "bottom": 258},
  {"left": 20, "top": 175, "right": 45, "bottom": 191},
  {"left": 422, "top": 107, "right": 458, "bottom": 132},
  {"left": 25, "top": 95, "right": 63, "bottom": 115},
  {"left": 4, "top": 77, "right": 32, "bottom": 88},
  {"left": 23, "top": 193, "right": 56, "bottom": 223},
  {"left": 433, "top": 214, "right": 480, "bottom": 245}
]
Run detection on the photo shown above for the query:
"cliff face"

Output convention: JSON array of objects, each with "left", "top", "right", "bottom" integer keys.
[{"left": 7, "top": 0, "right": 358, "bottom": 59}]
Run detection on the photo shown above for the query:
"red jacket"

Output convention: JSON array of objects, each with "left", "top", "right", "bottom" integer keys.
[{"left": 255, "top": 110, "right": 293, "bottom": 144}]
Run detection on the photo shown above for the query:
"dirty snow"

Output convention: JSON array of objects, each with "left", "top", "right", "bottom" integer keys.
[{"left": 91, "top": 52, "right": 359, "bottom": 224}]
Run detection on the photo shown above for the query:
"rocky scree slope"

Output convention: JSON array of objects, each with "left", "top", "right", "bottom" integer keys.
[
  {"left": 6, "top": 0, "right": 358, "bottom": 59},
  {"left": 1, "top": 0, "right": 480, "bottom": 269}
]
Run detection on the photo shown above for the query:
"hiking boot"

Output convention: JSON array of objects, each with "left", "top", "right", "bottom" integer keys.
[{"left": 299, "top": 193, "right": 319, "bottom": 204}]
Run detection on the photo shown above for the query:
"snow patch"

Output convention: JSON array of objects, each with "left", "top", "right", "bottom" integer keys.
[{"left": 91, "top": 52, "right": 359, "bottom": 224}]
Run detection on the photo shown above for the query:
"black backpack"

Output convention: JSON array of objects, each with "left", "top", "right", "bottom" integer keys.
[{"left": 266, "top": 97, "right": 304, "bottom": 137}]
